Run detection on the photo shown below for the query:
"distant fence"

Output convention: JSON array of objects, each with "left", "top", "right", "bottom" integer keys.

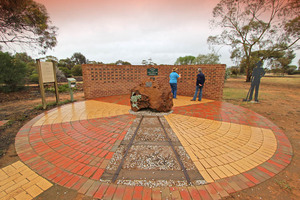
[{"left": 82, "top": 64, "right": 226, "bottom": 100}]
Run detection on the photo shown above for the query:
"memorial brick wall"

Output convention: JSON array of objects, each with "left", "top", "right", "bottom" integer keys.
[{"left": 82, "top": 64, "right": 226, "bottom": 100}]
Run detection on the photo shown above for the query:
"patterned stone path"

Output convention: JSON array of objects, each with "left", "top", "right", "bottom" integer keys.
[
  {"left": 0, "top": 161, "right": 52, "bottom": 200},
  {"left": 2, "top": 95, "right": 292, "bottom": 199}
]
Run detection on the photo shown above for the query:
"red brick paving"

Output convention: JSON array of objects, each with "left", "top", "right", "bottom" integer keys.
[{"left": 14, "top": 95, "right": 293, "bottom": 199}]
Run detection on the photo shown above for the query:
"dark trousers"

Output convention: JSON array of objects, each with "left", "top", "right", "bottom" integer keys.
[
  {"left": 192, "top": 85, "right": 203, "bottom": 101},
  {"left": 170, "top": 83, "right": 177, "bottom": 98}
]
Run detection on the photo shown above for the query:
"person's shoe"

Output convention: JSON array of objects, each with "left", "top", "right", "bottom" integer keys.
[{"left": 190, "top": 99, "right": 195, "bottom": 101}]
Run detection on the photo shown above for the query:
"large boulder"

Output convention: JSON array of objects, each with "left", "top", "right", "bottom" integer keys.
[{"left": 130, "top": 78, "right": 173, "bottom": 112}]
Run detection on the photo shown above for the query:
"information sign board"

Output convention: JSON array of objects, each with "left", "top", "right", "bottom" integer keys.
[{"left": 41, "top": 62, "right": 55, "bottom": 83}]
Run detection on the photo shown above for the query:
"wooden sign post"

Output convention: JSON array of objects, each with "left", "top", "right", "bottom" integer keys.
[{"left": 36, "top": 59, "right": 59, "bottom": 109}]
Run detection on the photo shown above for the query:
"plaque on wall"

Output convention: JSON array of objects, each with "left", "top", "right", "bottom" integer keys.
[{"left": 147, "top": 67, "right": 158, "bottom": 76}]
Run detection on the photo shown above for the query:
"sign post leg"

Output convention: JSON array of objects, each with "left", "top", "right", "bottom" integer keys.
[
  {"left": 52, "top": 61, "right": 60, "bottom": 104},
  {"left": 36, "top": 59, "right": 47, "bottom": 109}
]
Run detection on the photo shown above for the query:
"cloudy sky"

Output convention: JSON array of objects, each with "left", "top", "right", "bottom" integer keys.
[{"left": 30, "top": 0, "right": 298, "bottom": 66}]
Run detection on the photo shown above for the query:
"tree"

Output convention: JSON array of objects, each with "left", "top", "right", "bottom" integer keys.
[
  {"left": 208, "top": 0, "right": 300, "bottom": 81},
  {"left": 274, "top": 50, "right": 296, "bottom": 74},
  {"left": 174, "top": 53, "right": 220, "bottom": 65},
  {"left": 87, "top": 60, "right": 103, "bottom": 64},
  {"left": 71, "top": 52, "right": 87, "bottom": 65},
  {"left": 58, "top": 58, "right": 73, "bottom": 77},
  {"left": 286, "top": 65, "right": 297, "bottom": 75},
  {"left": 193, "top": 53, "right": 220, "bottom": 64},
  {"left": 115, "top": 60, "right": 131, "bottom": 65},
  {"left": 14, "top": 52, "right": 38, "bottom": 83},
  {"left": 174, "top": 56, "right": 195, "bottom": 65},
  {"left": 0, "top": 51, "right": 27, "bottom": 91},
  {"left": 43, "top": 55, "right": 58, "bottom": 63},
  {"left": 58, "top": 58, "right": 73, "bottom": 70},
  {"left": 14, "top": 52, "right": 34, "bottom": 63},
  {"left": 0, "top": 0, "right": 57, "bottom": 54},
  {"left": 71, "top": 65, "right": 82, "bottom": 76},
  {"left": 142, "top": 58, "right": 157, "bottom": 65}
]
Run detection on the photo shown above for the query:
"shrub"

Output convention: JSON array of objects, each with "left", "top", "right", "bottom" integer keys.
[
  {"left": 58, "top": 84, "right": 70, "bottom": 92},
  {"left": 58, "top": 66, "right": 72, "bottom": 77},
  {"left": 0, "top": 52, "right": 27, "bottom": 92},
  {"left": 71, "top": 65, "right": 82, "bottom": 76},
  {"left": 29, "top": 73, "right": 39, "bottom": 83},
  {"left": 287, "top": 65, "right": 297, "bottom": 75},
  {"left": 45, "top": 84, "right": 71, "bottom": 93},
  {"left": 224, "top": 68, "right": 231, "bottom": 80},
  {"left": 230, "top": 67, "right": 240, "bottom": 76}
]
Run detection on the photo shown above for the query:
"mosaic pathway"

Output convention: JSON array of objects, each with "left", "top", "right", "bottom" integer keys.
[{"left": 9, "top": 95, "right": 293, "bottom": 199}]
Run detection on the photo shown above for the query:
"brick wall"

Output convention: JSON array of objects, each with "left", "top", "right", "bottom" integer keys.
[{"left": 82, "top": 64, "right": 226, "bottom": 100}]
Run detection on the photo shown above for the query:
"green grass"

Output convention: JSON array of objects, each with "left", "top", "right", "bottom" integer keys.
[
  {"left": 223, "top": 88, "right": 248, "bottom": 100},
  {"left": 263, "top": 77, "right": 300, "bottom": 84},
  {"left": 224, "top": 75, "right": 300, "bottom": 101}
]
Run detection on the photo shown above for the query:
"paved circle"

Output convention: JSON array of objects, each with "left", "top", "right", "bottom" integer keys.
[{"left": 15, "top": 95, "right": 292, "bottom": 199}]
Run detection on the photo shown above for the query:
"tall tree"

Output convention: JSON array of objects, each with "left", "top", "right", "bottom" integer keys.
[
  {"left": 58, "top": 58, "right": 73, "bottom": 77},
  {"left": 276, "top": 50, "right": 296, "bottom": 74},
  {"left": 174, "top": 56, "right": 195, "bottom": 65},
  {"left": 142, "top": 58, "right": 157, "bottom": 65},
  {"left": 208, "top": 0, "right": 299, "bottom": 81},
  {"left": 14, "top": 52, "right": 34, "bottom": 63},
  {"left": 71, "top": 52, "right": 87, "bottom": 65},
  {"left": 115, "top": 60, "right": 131, "bottom": 65},
  {"left": 193, "top": 53, "right": 220, "bottom": 64},
  {"left": 0, "top": 0, "right": 57, "bottom": 54}
]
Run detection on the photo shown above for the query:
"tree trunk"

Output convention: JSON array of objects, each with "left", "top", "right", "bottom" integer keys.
[
  {"left": 245, "top": 56, "right": 252, "bottom": 82},
  {"left": 246, "top": 72, "right": 252, "bottom": 82}
]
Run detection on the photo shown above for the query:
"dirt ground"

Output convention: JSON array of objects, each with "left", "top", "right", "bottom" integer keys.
[
  {"left": 223, "top": 76, "right": 300, "bottom": 200},
  {"left": 0, "top": 77, "right": 299, "bottom": 199}
]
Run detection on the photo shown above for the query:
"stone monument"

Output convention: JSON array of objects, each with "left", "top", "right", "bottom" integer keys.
[{"left": 130, "top": 78, "right": 173, "bottom": 112}]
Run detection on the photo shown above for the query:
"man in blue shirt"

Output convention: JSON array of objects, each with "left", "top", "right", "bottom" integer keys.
[
  {"left": 169, "top": 67, "right": 181, "bottom": 99},
  {"left": 191, "top": 68, "right": 205, "bottom": 101}
]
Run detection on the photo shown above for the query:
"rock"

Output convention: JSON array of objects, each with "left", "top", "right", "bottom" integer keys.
[{"left": 130, "top": 78, "right": 173, "bottom": 112}]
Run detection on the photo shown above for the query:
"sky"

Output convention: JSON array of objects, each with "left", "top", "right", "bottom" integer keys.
[{"left": 13, "top": 0, "right": 300, "bottom": 66}]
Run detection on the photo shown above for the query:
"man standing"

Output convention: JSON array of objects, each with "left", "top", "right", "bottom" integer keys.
[{"left": 191, "top": 68, "right": 205, "bottom": 101}]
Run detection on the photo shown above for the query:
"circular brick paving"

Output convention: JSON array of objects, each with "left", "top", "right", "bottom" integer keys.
[{"left": 15, "top": 95, "right": 293, "bottom": 199}]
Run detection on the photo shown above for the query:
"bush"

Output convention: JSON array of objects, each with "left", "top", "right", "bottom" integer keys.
[
  {"left": 71, "top": 65, "right": 82, "bottom": 76},
  {"left": 0, "top": 51, "right": 27, "bottom": 92},
  {"left": 45, "top": 84, "right": 71, "bottom": 93},
  {"left": 225, "top": 68, "right": 231, "bottom": 80},
  {"left": 287, "top": 65, "right": 297, "bottom": 75},
  {"left": 292, "top": 70, "right": 300, "bottom": 74},
  {"left": 58, "top": 66, "right": 72, "bottom": 77},
  {"left": 230, "top": 67, "right": 240, "bottom": 76},
  {"left": 58, "top": 84, "right": 70, "bottom": 92},
  {"left": 29, "top": 73, "right": 39, "bottom": 83}
]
